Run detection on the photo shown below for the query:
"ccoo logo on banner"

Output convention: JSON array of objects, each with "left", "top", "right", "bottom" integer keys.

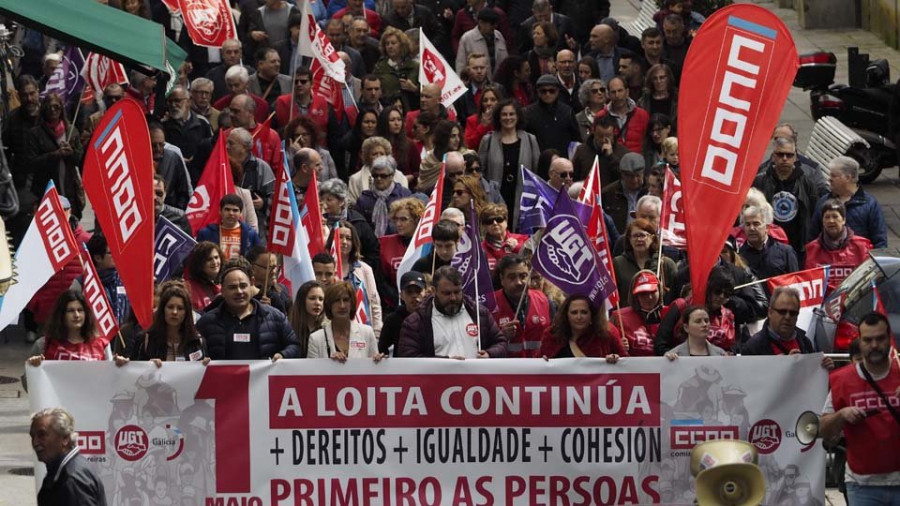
[{"left": 677, "top": 5, "right": 798, "bottom": 304}]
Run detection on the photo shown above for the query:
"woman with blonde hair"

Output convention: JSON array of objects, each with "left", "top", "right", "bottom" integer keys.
[
  {"left": 380, "top": 198, "right": 426, "bottom": 287},
  {"left": 373, "top": 27, "right": 418, "bottom": 111},
  {"left": 450, "top": 174, "right": 488, "bottom": 217},
  {"left": 307, "top": 282, "right": 384, "bottom": 361}
]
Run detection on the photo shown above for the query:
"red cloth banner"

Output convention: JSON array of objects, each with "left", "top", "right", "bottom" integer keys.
[
  {"left": 82, "top": 99, "right": 155, "bottom": 328},
  {"left": 81, "top": 247, "right": 120, "bottom": 346},
  {"left": 267, "top": 149, "right": 295, "bottom": 256},
  {"left": 678, "top": 5, "right": 798, "bottom": 303},
  {"left": 187, "top": 134, "right": 236, "bottom": 234},
  {"left": 177, "top": 0, "right": 237, "bottom": 48},
  {"left": 660, "top": 167, "right": 686, "bottom": 249},
  {"left": 81, "top": 52, "right": 129, "bottom": 103},
  {"left": 579, "top": 156, "right": 619, "bottom": 306},
  {"left": 766, "top": 267, "right": 829, "bottom": 309},
  {"left": 300, "top": 171, "right": 325, "bottom": 258}
]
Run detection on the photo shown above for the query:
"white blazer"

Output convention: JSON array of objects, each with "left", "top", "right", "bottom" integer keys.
[{"left": 307, "top": 321, "right": 378, "bottom": 359}]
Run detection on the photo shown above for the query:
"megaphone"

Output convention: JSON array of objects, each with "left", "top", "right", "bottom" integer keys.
[
  {"left": 795, "top": 410, "right": 820, "bottom": 449},
  {"left": 690, "top": 440, "right": 766, "bottom": 506}
]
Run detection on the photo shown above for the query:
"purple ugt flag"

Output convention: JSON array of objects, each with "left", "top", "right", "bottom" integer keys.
[
  {"left": 533, "top": 189, "right": 615, "bottom": 306},
  {"left": 154, "top": 216, "right": 198, "bottom": 282},
  {"left": 451, "top": 202, "right": 497, "bottom": 312},
  {"left": 519, "top": 166, "right": 592, "bottom": 233},
  {"left": 41, "top": 46, "right": 85, "bottom": 103}
]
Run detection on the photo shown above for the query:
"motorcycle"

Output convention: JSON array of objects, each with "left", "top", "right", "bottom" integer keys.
[{"left": 794, "top": 47, "right": 898, "bottom": 183}]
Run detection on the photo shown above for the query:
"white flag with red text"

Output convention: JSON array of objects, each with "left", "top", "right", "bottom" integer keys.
[
  {"left": 298, "top": 0, "right": 345, "bottom": 81},
  {"left": 660, "top": 167, "right": 687, "bottom": 249},
  {"left": 396, "top": 162, "right": 445, "bottom": 289},
  {"left": 419, "top": 29, "right": 466, "bottom": 108},
  {"left": 578, "top": 156, "right": 619, "bottom": 306},
  {"left": 81, "top": 52, "right": 128, "bottom": 105},
  {"left": 0, "top": 183, "right": 79, "bottom": 331}
]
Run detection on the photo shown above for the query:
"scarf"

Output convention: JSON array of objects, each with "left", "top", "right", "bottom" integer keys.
[
  {"left": 822, "top": 227, "right": 849, "bottom": 250},
  {"left": 46, "top": 119, "right": 65, "bottom": 141},
  {"left": 371, "top": 183, "right": 395, "bottom": 237}
]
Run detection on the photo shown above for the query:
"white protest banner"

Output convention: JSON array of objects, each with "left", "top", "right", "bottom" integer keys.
[{"left": 27, "top": 357, "right": 827, "bottom": 505}]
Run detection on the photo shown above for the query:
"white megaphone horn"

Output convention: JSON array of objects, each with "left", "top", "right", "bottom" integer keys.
[{"left": 795, "top": 410, "right": 820, "bottom": 451}]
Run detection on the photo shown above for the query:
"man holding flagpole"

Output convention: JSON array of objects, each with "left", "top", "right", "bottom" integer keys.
[{"left": 492, "top": 254, "right": 552, "bottom": 358}]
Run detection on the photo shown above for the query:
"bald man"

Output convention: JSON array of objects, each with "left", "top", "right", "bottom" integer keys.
[
  {"left": 586, "top": 24, "right": 622, "bottom": 82},
  {"left": 404, "top": 83, "right": 457, "bottom": 138}
]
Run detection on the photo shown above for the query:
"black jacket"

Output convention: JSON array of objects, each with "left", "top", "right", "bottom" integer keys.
[
  {"left": 752, "top": 166, "right": 817, "bottom": 258},
  {"left": 741, "top": 322, "right": 815, "bottom": 355},
  {"left": 397, "top": 295, "right": 507, "bottom": 358},
  {"left": 198, "top": 299, "right": 300, "bottom": 359},
  {"left": 38, "top": 450, "right": 107, "bottom": 506},
  {"left": 162, "top": 112, "right": 213, "bottom": 179},
  {"left": 671, "top": 259, "right": 768, "bottom": 325},
  {"left": 739, "top": 237, "right": 800, "bottom": 282},
  {"left": 523, "top": 99, "right": 581, "bottom": 155},
  {"left": 379, "top": 305, "right": 411, "bottom": 354}
]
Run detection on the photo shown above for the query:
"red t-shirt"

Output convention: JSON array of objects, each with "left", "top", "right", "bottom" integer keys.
[{"left": 44, "top": 338, "right": 108, "bottom": 361}]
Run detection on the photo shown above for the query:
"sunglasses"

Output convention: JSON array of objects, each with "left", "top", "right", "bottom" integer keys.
[
  {"left": 538, "top": 88, "right": 558, "bottom": 95},
  {"left": 774, "top": 152, "right": 795, "bottom": 159},
  {"left": 771, "top": 308, "right": 799, "bottom": 317},
  {"left": 555, "top": 171, "right": 574, "bottom": 178},
  {"left": 482, "top": 216, "right": 505, "bottom": 224},
  {"left": 371, "top": 173, "right": 392, "bottom": 180},
  {"left": 591, "top": 88, "right": 606, "bottom": 94}
]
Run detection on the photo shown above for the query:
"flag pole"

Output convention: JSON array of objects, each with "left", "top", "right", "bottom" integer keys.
[
  {"left": 471, "top": 201, "right": 482, "bottom": 352},
  {"left": 66, "top": 88, "right": 87, "bottom": 143},
  {"left": 252, "top": 111, "right": 277, "bottom": 140},
  {"left": 614, "top": 298, "right": 627, "bottom": 351},
  {"left": 655, "top": 231, "right": 665, "bottom": 295},
  {"left": 516, "top": 229, "right": 544, "bottom": 317}
]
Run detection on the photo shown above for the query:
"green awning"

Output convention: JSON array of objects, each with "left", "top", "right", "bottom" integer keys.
[{"left": 0, "top": 0, "right": 185, "bottom": 77}]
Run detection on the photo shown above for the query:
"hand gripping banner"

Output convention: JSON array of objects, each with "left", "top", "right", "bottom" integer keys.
[
  {"left": 83, "top": 98, "right": 155, "bottom": 328},
  {"left": 677, "top": 5, "right": 798, "bottom": 303}
]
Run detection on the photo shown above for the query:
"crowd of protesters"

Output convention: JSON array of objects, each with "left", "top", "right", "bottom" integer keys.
[{"left": 8, "top": 0, "right": 900, "bottom": 502}]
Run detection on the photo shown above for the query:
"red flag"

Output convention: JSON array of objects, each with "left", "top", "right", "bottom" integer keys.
[
  {"left": 82, "top": 99, "right": 155, "bottom": 328},
  {"left": 268, "top": 149, "right": 296, "bottom": 256},
  {"left": 81, "top": 52, "right": 129, "bottom": 105},
  {"left": 252, "top": 115, "right": 273, "bottom": 161},
  {"left": 660, "top": 167, "right": 686, "bottom": 249},
  {"left": 187, "top": 133, "right": 236, "bottom": 234},
  {"left": 81, "top": 246, "right": 120, "bottom": 346},
  {"left": 579, "top": 156, "right": 619, "bottom": 306},
  {"left": 766, "top": 267, "right": 828, "bottom": 309},
  {"left": 678, "top": 5, "right": 797, "bottom": 303},
  {"left": 300, "top": 171, "right": 325, "bottom": 257},
  {"left": 354, "top": 285, "right": 369, "bottom": 325},
  {"left": 330, "top": 226, "right": 343, "bottom": 282},
  {"left": 161, "top": 0, "right": 179, "bottom": 13},
  {"left": 311, "top": 59, "right": 345, "bottom": 123},
  {"left": 177, "top": 0, "right": 237, "bottom": 48}
]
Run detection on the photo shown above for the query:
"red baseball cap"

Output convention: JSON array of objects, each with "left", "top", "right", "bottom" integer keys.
[{"left": 632, "top": 272, "right": 660, "bottom": 295}]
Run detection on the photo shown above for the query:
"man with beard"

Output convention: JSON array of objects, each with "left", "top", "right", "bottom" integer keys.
[
  {"left": 397, "top": 265, "right": 507, "bottom": 358},
  {"left": 190, "top": 78, "right": 220, "bottom": 130},
  {"left": 379, "top": 271, "right": 427, "bottom": 355},
  {"left": 162, "top": 86, "right": 213, "bottom": 180},
  {"left": 492, "top": 255, "right": 552, "bottom": 358},
  {"left": 198, "top": 259, "right": 299, "bottom": 360},
  {"left": 153, "top": 174, "right": 191, "bottom": 235},
  {"left": 149, "top": 122, "right": 193, "bottom": 210},
  {"left": 820, "top": 311, "right": 900, "bottom": 504},
  {"left": 5, "top": 75, "right": 43, "bottom": 188}
]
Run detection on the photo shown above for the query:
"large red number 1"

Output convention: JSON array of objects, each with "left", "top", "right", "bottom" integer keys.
[{"left": 195, "top": 365, "right": 251, "bottom": 493}]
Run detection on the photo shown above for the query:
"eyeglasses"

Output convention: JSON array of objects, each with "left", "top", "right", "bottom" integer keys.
[
  {"left": 630, "top": 232, "right": 652, "bottom": 240},
  {"left": 771, "top": 308, "right": 800, "bottom": 317},
  {"left": 538, "top": 88, "right": 558, "bottom": 95},
  {"left": 371, "top": 173, "right": 392, "bottom": 180},
  {"left": 774, "top": 151, "right": 795, "bottom": 159},
  {"left": 591, "top": 88, "right": 606, "bottom": 94},
  {"left": 482, "top": 216, "right": 505, "bottom": 224}
]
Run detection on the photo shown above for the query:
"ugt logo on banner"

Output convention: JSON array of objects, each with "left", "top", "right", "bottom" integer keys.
[{"left": 678, "top": 5, "right": 798, "bottom": 304}]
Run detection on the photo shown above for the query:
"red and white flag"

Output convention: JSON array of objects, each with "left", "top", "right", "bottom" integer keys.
[
  {"left": 419, "top": 29, "right": 466, "bottom": 108},
  {"left": 82, "top": 98, "right": 156, "bottom": 329},
  {"left": 81, "top": 52, "right": 129, "bottom": 104},
  {"left": 578, "top": 156, "right": 619, "bottom": 306},
  {"left": 269, "top": 148, "right": 314, "bottom": 295},
  {"left": 767, "top": 266, "right": 829, "bottom": 334},
  {"left": 354, "top": 285, "right": 370, "bottom": 325},
  {"left": 0, "top": 183, "right": 79, "bottom": 331},
  {"left": 80, "top": 247, "right": 120, "bottom": 345},
  {"left": 660, "top": 167, "right": 686, "bottom": 249},
  {"left": 678, "top": 4, "right": 797, "bottom": 303},
  {"left": 300, "top": 170, "right": 325, "bottom": 258},
  {"left": 187, "top": 133, "right": 236, "bottom": 234},
  {"left": 396, "top": 161, "right": 445, "bottom": 288},
  {"left": 330, "top": 226, "right": 343, "bottom": 283},
  {"left": 177, "top": 0, "right": 237, "bottom": 48},
  {"left": 298, "top": 0, "right": 345, "bottom": 81},
  {"left": 161, "top": 0, "right": 180, "bottom": 13}
]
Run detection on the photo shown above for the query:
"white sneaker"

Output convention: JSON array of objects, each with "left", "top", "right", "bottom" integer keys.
[{"left": 25, "top": 331, "right": 37, "bottom": 343}]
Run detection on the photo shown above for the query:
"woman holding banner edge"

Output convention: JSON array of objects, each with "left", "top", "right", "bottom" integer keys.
[
  {"left": 307, "top": 282, "right": 384, "bottom": 362},
  {"left": 541, "top": 294, "right": 627, "bottom": 362}
]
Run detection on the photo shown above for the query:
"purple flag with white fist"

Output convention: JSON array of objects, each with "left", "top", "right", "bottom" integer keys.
[
  {"left": 533, "top": 189, "right": 616, "bottom": 306},
  {"left": 452, "top": 202, "right": 497, "bottom": 312},
  {"left": 41, "top": 46, "right": 84, "bottom": 103},
  {"left": 519, "top": 166, "right": 592, "bottom": 233}
]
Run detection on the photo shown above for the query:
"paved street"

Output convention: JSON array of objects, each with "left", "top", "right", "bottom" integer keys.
[{"left": 2, "top": 1, "right": 899, "bottom": 504}]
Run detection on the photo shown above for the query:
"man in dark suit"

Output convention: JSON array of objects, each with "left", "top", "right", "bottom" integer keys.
[
  {"left": 32, "top": 408, "right": 107, "bottom": 506},
  {"left": 517, "top": 0, "right": 575, "bottom": 53}
]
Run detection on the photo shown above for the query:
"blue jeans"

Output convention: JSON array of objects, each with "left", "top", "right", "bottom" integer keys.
[{"left": 846, "top": 483, "right": 900, "bottom": 505}]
